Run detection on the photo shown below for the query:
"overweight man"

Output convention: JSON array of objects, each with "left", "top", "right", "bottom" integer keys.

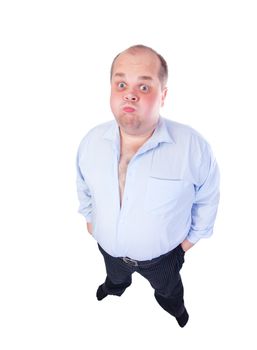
[{"left": 76, "top": 44, "right": 220, "bottom": 327}]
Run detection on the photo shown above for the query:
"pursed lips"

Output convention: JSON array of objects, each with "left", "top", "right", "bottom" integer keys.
[{"left": 122, "top": 105, "right": 136, "bottom": 113}]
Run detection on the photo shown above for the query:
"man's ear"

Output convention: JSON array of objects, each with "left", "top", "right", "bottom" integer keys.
[{"left": 161, "top": 87, "right": 168, "bottom": 107}]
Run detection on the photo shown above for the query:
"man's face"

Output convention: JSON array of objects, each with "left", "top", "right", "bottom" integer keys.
[{"left": 110, "top": 50, "right": 167, "bottom": 136}]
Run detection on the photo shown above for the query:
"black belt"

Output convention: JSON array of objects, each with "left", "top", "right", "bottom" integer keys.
[
  {"left": 98, "top": 243, "right": 182, "bottom": 267},
  {"left": 120, "top": 245, "right": 181, "bottom": 267}
]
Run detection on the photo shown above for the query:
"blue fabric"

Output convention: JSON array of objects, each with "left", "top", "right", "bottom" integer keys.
[{"left": 76, "top": 116, "right": 220, "bottom": 260}]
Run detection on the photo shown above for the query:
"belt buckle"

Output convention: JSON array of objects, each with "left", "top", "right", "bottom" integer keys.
[{"left": 122, "top": 257, "right": 138, "bottom": 267}]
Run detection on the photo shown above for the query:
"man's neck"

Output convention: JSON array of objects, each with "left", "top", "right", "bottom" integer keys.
[{"left": 119, "top": 127, "right": 155, "bottom": 149}]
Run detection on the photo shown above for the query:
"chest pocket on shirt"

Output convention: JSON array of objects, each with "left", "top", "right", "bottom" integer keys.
[{"left": 144, "top": 176, "right": 187, "bottom": 213}]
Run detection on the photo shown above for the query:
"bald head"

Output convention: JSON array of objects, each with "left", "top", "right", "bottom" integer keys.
[{"left": 110, "top": 45, "right": 168, "bottom": 89}]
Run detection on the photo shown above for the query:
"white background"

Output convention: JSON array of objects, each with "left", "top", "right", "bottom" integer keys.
[{"left": 0, "top": 0, "right": 256, "bottom": 349}]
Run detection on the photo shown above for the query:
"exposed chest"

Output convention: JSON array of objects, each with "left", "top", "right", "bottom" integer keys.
[
  {"left": 118, "top": 149, "right": 136, "bottom": 185},
  {"left": 118, "top": 146, "right": 139, "bottom": 205}
]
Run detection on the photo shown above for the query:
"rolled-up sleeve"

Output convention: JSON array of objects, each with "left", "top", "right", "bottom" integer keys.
[
  {"left": 76, "top": 144, "right": 92, "bottom": 222},
  {"left": 187, "top": 144, "right": 220, "bottom": 244}
]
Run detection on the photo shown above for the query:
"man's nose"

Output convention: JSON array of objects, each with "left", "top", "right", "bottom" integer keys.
[{"left": 123, "top": 93, "right": 139, "bottom": 102}]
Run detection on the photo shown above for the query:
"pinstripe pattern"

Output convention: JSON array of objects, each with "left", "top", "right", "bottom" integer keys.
[{"left": 98, "top": 244, "right": 186, "bottom": 318}]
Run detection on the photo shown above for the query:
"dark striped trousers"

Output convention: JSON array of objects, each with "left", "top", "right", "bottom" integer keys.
[{"left": 98, "top": 244, "right": 186, "bottom": 318}]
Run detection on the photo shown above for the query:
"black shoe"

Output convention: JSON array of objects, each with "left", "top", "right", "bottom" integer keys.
[
  {"left": 96, "top": 284, "right": 108, "bottom": 301},
  {"left": 176, "top": 308, "right": 189, "bottom": 328}
]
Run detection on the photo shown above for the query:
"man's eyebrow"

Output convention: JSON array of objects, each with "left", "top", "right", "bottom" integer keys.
[
  {"left": 113, "top": 73, "right": 125, "bottom": 77},
  {"left": 113, "top": 73, "right": 153, "bottom": 81},
  {"left": 138, "top": 75, "right": 153, "bottom": 81}
]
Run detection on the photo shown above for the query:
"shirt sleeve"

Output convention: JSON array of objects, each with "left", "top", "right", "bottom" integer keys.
[
  {"left": 187, "top": 143, "right": 220, "bottom": 244},
  {"left": 76, "top": 144, "right": 92, "bottom": 223}
]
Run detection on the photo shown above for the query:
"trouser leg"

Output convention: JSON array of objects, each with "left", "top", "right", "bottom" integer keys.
[
  {"left": 139, "top": 245, "right": 186, "bottom": 318},
  {"left": 154, "top": 274, "right": 185, "bottom": 317},
  {"left": 98, "top": 244, "right": 133, "bottom": 296}
]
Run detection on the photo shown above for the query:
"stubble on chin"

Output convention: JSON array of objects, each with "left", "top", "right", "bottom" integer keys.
[{"left": 116, "top": 113, "right": 141, "bottom": 130}]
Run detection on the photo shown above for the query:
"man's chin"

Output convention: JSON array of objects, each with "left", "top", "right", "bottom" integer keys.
[{"left": 116, "top": 115, "right": 141, "bottom": 129}]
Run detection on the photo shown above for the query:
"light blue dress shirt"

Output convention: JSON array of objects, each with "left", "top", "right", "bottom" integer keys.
[{"left": 76, "top": 116, "right": 220, "bottom": 261}]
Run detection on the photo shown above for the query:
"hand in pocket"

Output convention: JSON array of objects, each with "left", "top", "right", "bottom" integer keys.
[{"left": 87, "top": 222, "right": 93, "bottom": 234}]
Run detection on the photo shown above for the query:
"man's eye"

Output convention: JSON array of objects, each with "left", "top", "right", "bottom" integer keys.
[
  {"left": 118, "top": 82, "right": 126, "bottom": 89},
  {"left": 139, "top": 84, "right": 149, "bottom": 92}
]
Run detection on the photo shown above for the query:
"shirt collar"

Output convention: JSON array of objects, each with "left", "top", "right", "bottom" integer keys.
[{"left": 103, "top": 116, "right": 175, "bottom": 152}]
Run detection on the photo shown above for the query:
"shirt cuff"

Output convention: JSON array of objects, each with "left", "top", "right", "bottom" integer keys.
[
  {"left": 78, "top": 209, "right": 92, "bottom": 223},
  {"left": 186, "top": 227, "right": 213, "bottom": 244}
]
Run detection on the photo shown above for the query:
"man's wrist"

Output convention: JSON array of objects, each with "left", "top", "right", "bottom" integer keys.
[
  {"left": 87, "top": 222, "right": 93, "bottom": 234},
  {"left": 181, "top": 239, "right": 194, "bottom": 252}
]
